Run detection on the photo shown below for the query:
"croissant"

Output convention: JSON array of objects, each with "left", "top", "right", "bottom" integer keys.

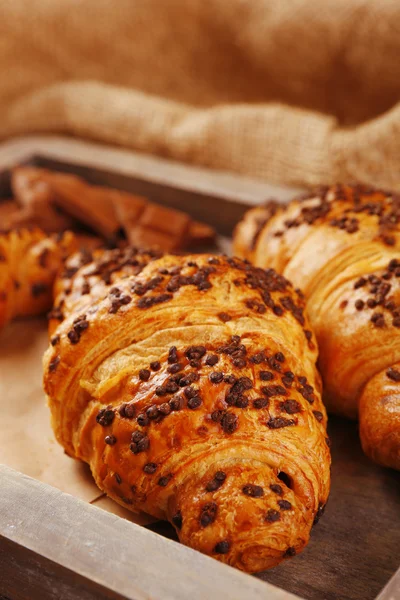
[
  {"left": 234, "top": 183, "right": 400, "bottom": 470},
  {"left": 0, "top": 228, "right": 76, "bottom": 329},
  {"left": 44, "top": 249, "right": 330, "bottom": 572}
]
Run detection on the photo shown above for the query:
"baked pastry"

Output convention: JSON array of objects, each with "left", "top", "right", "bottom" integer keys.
[
  {"left": 0, "top": 228, "right": 76, "bottom": 330},
  {"left": 234, "top": 183, "right": 400, "bottom": 470},
  {"left": 44, "top": 252, "right": 330, "bottom": 572},
  {"left": 10, "top": 166, "right": 216, "bottom": 250}
]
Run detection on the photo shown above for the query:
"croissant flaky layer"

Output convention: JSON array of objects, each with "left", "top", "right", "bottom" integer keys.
[
  {"left": 0, "top": 228, "right": 76, "bottom": 329},
  {"left": 234, "top": 183, "right": 400, "bottom": 470},
  {"left": 44, "top": 250, "right": 330, "bottom": 572}
]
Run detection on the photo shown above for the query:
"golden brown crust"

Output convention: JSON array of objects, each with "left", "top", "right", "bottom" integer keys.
[
  {"left": 0, "top": 228, "right": 76, "bottom": 329},
  {"left": 234, "top": 183, "right": 400, "bottom": 470},
  {"left": 44, "top": 252, "right": 330, "bottom": 572}
]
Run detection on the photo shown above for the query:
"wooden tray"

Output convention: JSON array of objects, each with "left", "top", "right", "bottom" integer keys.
[{"left": 0, "top": 136, "right": 399, "bottom": 600}]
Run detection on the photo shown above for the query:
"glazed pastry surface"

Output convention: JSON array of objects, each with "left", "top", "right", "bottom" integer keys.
[
  {"left": 44, "top": 251, "right": 330, "bottom": 572},
  {"left": 234, "top": 184, "right": 400, "bottom": 470},
  {"left": 0, "top": 228, "right": 75, "bottom": 329}
]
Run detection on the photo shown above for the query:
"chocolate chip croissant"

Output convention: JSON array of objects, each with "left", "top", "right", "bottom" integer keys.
[
  {"left": 44, "top": 249, "right": 330, "bottom": 572},
  {"left": 0, "top": 228, "right": 76, "bottom": 330},
  {"left": 234, "top": 183, "right": 400, "bottom": 470}
]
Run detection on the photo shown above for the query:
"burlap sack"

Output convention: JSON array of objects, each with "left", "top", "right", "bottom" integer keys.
[{"left": 1, "top": 0, "right": 400, "bottom": 189}]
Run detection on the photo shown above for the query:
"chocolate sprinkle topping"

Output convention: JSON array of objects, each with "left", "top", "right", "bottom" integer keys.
[
  {"left": 96, "top": 408, "right": 115, "bottom": 427},
  {"left": 158, "top": 474, "right": 173, "bottom": 487},
  {"left": 206, "top": 471, "right": 227, "bottom": 492},
  {"left": 139, "top": 369, "right": 151, "bottom": 381},
  {"left": 172, "top": 510, "right": 183, "bottom": 529},
  {"left": 49, "top": 355, "right": 60, "bottom": 373},
  {"left": 280, "top": 399, "right": 302, "bottom": 414},
  {"left": 200, "top": 502, "right": 218, "bottom": 527},
  {"left": 105, "top": 435, "right": 117, "bottom": 446},
  {"left": 242, "top": 484, "right": 264, "bottom": 498},
  {"left": 267, "top": 417, "right": 295, "bottom": 429},
  {"left": 221, "top": 412, "right": 238, "bottom": 434},
  {"left": 214, "top": 540, "right": 230, "bottom": 554},
  {"left": 265, "top": 509, "right": 281, "bottom": 523},
  {"left": 278, "top": 499, "right": 292, "bottom": 510},
  {"left": 270, "top": 484, "right": 283, "bottom": 495}
]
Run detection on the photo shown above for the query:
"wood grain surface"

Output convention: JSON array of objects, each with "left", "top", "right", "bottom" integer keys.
[{"left": 0, "top": 465, "right": 297, "bottom": 600}]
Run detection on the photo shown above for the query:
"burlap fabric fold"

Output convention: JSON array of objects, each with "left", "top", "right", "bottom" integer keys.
[{"left": 1, "top": 0, "right": 400, "bottom": 188}]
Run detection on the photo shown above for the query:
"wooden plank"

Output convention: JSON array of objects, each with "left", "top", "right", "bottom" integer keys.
[
  {"left": 0, "top": 135, "right": 303, "bottom": 204},
  {"left": 0, "top": 465, "right": 299, "bottom": 600},
  {"left": 377, "top": 571, "right": 400, "bottom": 600}
]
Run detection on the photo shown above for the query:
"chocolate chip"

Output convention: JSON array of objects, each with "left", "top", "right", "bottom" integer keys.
[
  {"left": 184, "top": 386, "right": 198, "bottom": 399},
  {"left": 261, "top": 385, "right": 287, "bottom": 397},
  {"left": 270, "top": 484, "right": 283, "bottom": 495},
  {"left": 209, "top": 372, "right": 224, "bottom": 384},
  {"left": 280, "top": 399, "right": 302, "bottom": 414},
  {"left": 221, "top": 412, "right": 238, "bottom": 434},
  {"left": 185, "top": 345, "right": 207, "bottom": 360},
  {"left": 267, "top": 417, "right": 295, "bottom": 429},
  {"left": 275, "top": 352, "right": 285, "bottom": 363},
  {"left": 355, "top": 299, "right": 364, "bottom": 311},
  {"left": 143, "top": 462, "right": 157, "bottom": 474},
  {"left": 205, "top": 354, "right": 219, "bottom": 366},
  {"left": 168, "top": 363, "right": 183, "bottom": 374},
  {"left": 120, "top": 403, "right": 136, "bottom": 419},
  {"left": 260, "top": 371, "right": 274, "bottom": 381},
  {"left": 172, "top": 510, "right": 183, "bottom": 529},
  {"left": 187, "top": 396, "right": 202, "bottom": 409},
  {"left": 253, "top": 397, "right": 269, "bottom": 409},
  {"left": 96, "top": 408, "right": 115, "bottom": 427},
  {"left": 283, "top": 547, "right": 296, "bottom": 557},
  {"left": 168, "top": 346, "right": 179, "bottom": 364},
  {"left": 130, "top": 435, "right": 150, "bottom": 454},
  {"left": 242, "top": 484, "right": 264, "bottom": 498},
  {"left": 169, "top": 396, "right": 183, "bottom": 411},
  {"left": 67, "top": 329, "right": 80, "bottom": 344},
  {"left": 200, "top": 502, "right": 218, "bottom": 527},
  {"left": 211, "top": 410, "right": 224, "bottom": 422},
  {"left": 114, "top": 473, "right": 122, "bottom": 485},
  {"left": 179, "top": 372, "right": 200, "bottom": 387},
  {"left": 159, "top": 403, "right": 171, "bottom": 415},
  {"left": 155, "top": 386, "right": 167, "bottom": 396},
  {"left": 278, "top": 499, "right": 292, "bottom": 510},
  {"left": 137, "top": 293, "right": 173, "bottom": 309},
  {"left": 232, "top": 357, "right": 246, "bottom": 368},
  {"left": 158, "top": 474, "right": 172, "bottom": 487},
  {"left": 146, "top": 405, "right": 159, "bottom": 420},
  {"left": 150, "top": 361, "right": 161, "bottom": 371},
  {"left": 50, "top": 335, "right": 60, "bottom": 347},
  {"left": 165, "top": 381, "right": 179, "bottom": 394},
  {"left": 136, "top": 413, "right": 150, "bottom": 427},
  {"left": 265, "top": 509, "right": 281, "bottom": 523},
  {"left": 105, "top": 435, "right": 117, "bottom": 446},
  {"left": 313, "top": 410, "right": 324, "bottom": 422},
  {"left": 49, "top": 356, "right": 60, "bottom": 373},
  {"left": 139, "top": 369, "right": 151, "bottom": 381},
  {"left": 214, "top": 540, "right": 230, "bottom": 554}
]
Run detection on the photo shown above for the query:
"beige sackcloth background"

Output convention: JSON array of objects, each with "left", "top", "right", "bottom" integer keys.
[{"left": 1, "top": 0, "right": 400, "bottom": 188}]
